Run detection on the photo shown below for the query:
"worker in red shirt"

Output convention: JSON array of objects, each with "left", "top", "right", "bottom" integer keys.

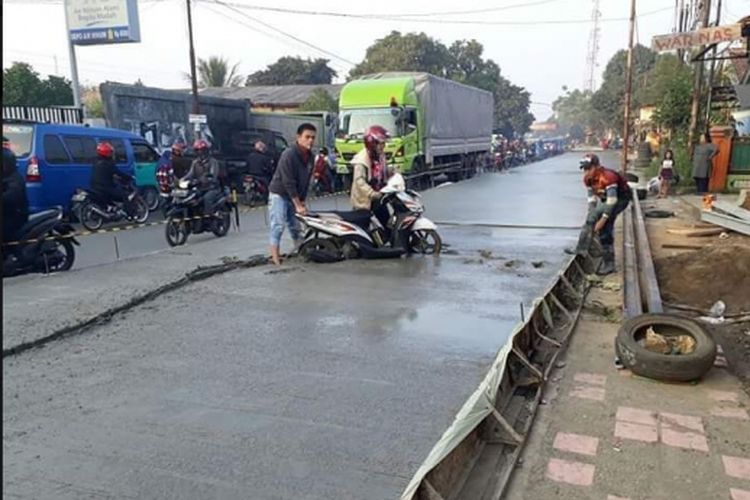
[{"left": 571, "top": 154, "right": 631, "bottom": 275}]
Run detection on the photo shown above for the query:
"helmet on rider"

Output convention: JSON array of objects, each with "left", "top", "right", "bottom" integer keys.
[
  {"left": 579, "top": 153, "right": 600, "bottom": 170},
  {"left": 193, "top": 139, "right": 210, "bottom": 158},
  {"left": 171, "top": 141, "right": 186, "bottom": 156},
  {"left": 96, "top": 141, "right": 114, "bottom": 159},
  {"left": 364, "top": 125, "right": 389, "bottom": 157}
]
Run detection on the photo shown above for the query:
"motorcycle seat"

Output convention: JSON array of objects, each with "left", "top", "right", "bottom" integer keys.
[
  {"left": 327, "top": 210, "right": 371, "bottom": 229},
  {"left": 17, "top": 208, "right": 61, "bottom": 236}
]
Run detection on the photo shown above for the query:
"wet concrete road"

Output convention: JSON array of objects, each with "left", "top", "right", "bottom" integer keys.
[{"left": 3, "top": 154, "right": 589, "bottom": 499}]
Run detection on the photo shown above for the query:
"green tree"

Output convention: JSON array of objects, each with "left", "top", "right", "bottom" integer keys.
[
  {"left": 191, "top": 56, "right": 243, "bottom": 88},
  {"left": 349, "top": 31, "right": 451, "bottom": 79},
  {"left": 246, "top": 57, "right": 337, "bottom": 85},
  {"left": 298, "top": 88, "right": 338, "bottom": 113},
  {"left": 592, "top": 44, "right": 656, "bottom": 132},
  {"left": 82, "top": 85, "right": 105, "bottom": 118},
  {"left": 643, "top": 55, "right": 694, "bottom": 134},
  {"left": 350, "top": 33, "right": 534, "bottom": 136},
  {"left": 552, "top": 88, "right": 602, "bottom": 140},
  {"left": 2, "top": 62, "right": 73, "bottom": 106}
]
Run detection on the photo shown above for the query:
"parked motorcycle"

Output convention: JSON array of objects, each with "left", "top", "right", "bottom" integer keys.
[
  {"left": 72, "top": 179, "right": 149, "bottom": 231},
  {"left": 164, "top": 179, "right": 232, "bottom": 246},
  {"left": 3, "top": 206, "right": 79, "bottom": 277},
  {"left": 295, "top": 186, "right": 441, "bottom": 262}
]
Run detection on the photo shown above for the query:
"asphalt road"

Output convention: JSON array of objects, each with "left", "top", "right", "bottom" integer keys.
[{"left": 3, "top": 153, "right": 592, "bottom": 500}]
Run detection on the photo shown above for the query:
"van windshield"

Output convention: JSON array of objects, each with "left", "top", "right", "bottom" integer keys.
[{"left": 2, "top": 123, "right": 34, "bottom": 157}]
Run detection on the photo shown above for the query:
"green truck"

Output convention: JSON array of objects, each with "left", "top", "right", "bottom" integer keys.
[{"left": 335, "top": 72, "right": 494, "bottom": 183}]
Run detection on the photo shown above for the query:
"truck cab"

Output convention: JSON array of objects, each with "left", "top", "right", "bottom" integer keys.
[{"left": 335, "top": 77, "right": 423, "bottom": 174}]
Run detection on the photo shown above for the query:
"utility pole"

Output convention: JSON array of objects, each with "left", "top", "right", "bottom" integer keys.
[
  {"left": 705, "top": 0, "right": 723, "bottom": 124},
  {"left": 620, "top": 0, "right": 637, "bottom": 174},
  {"left": 186, "top": 0, "right": 200, "bottom": 115},
  {"left": 687, "top": 0, "right": 712, "bottom": 158},
  {"left": 63, "top": 0, "right": 82, "bottom": 109}
]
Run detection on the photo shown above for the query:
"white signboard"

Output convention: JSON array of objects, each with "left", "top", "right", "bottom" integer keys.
[
  {"left": 188, "top": 114, "right": 208, "bottom": 124},
  {"left": 651, "top": 23, "right": 743, "bottom": 52},
  {"left": 65, "top": 0, "right": 141, "bottom": 45}
]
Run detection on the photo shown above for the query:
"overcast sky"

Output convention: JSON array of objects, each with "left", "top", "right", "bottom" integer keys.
[{"left": 3, "top": 0, "right": 749, "bottom": 120}]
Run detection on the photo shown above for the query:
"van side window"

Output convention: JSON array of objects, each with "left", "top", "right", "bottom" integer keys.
[
  {"left": 63, "top": 136, "right": 97, "bottom": 163},
  {"left": 131, "top": 141, "right": 160, "bottom": 163},
  {"left": 101, "top": 137, "right": 128, "bottom": 164},
  {"left": 43, "top": 135, "right": 71, "bottom": 164}
]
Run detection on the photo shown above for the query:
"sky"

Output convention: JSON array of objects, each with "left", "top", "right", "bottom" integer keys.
[{"left": 3, "top": 0, "right": 749, "bottom": 120}]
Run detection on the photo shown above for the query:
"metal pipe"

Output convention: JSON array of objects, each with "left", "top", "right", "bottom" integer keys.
[
  {"left": 631, "top": 194, "right": 663, "bottom": 313},
  {"left": 622, "top": 203, "right": 642, "bottom": 319}
]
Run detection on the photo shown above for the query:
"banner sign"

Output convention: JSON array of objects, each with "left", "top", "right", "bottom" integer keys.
[
  {"left": 65, "top": 0, "right": 141, "bottom": 45},
  {"left": 651, "top": 24, "right": 743, "bottom": 52}
]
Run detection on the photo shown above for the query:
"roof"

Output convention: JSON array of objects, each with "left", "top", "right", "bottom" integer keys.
[{"left": 198, "top": 84, "right": 343, "bottom": 106}]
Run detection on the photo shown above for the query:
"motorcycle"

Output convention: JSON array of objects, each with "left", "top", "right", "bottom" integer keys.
[
  {"left": 164, "top": 179, "right": 232, "bottom": 246},
  {"left": 241, "top": 174, "right": 269, "bottom": 207},
  {"left": 72, "top": 179, "right": 149, "bottom": 231},
  {"left": 295, "top": 186, "right": 441, "bottom": 262},
  {"left": 3, "top": 206, "right": 79, "bottom": 277}
]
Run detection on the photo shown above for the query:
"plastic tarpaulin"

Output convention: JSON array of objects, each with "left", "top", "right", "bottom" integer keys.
[
  {"left": 400, "top": 256, "right": 576, "bottom": 500},
  {"left": 358, "top": 73, "right": 494, "bottom": 163}
]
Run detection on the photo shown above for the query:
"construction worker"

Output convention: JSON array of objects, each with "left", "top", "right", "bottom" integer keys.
[{"left": 570, "top": 154, "right": 631, "bottom": 275}]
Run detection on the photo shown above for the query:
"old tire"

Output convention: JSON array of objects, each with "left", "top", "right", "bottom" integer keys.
[{"left": 615, "top": 313, "right": 717, "bottom": 382}]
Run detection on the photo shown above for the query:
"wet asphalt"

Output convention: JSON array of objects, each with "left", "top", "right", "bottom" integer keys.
[{"left": 3, "top": 153, "right": 592, "bottom": 499}]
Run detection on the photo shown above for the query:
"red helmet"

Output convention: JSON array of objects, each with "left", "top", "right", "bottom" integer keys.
[
  {"left": 364, "top": 125, "right": 389, "bottom": 154},
  {"left": 193, "top": 139, "right": 210, "bottom": 151},
  {"left": 96, "top": 141, "right": 114, "bottom": 158}
]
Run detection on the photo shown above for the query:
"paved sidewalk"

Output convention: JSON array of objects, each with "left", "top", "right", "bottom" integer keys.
[{"left": 504, "top": 278, "right": 750, "bottom": 500}]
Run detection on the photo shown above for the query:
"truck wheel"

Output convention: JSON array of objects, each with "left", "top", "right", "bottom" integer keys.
[{"left": 615, "top": 313, "right": 716, "bottom": 382}]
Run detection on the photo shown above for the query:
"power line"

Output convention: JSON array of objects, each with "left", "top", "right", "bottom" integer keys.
[
  {"left": 210, "top": 0, "right": 357, "bottom": 66},
  {"left": 206, "top": 0, "right": 675, "bottom": 26},
  {"left": 199, "top": 2, "right": 350, "bottom": 74}
]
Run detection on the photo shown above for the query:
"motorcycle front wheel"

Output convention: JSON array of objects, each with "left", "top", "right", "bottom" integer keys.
[
  {"left": 165, "top": 217, "right": 189, "bottom": 247},
  {"left": 212, "top": 209, "right": 231, "bottom": 237},
  {"left": 408, "top": 229, "right": 442, "bottom": 255}
]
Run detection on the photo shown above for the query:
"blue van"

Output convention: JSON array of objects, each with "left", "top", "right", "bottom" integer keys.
[{"left": 2, "top": 121, "right": 162, "bottom": 214}]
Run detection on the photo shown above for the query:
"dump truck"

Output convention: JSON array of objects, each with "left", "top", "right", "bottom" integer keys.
[{"left": 335, "top": 72, "right": 494, "bottom": 182}]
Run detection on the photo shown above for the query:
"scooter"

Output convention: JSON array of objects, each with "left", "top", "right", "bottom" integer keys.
[
  {"left": 241, "top": 174, "right": 269, "bottom": 207},
  {"left": 295, "top": 186, "right": 441, "bottom": 262},
  {"left": 3, "top": 206, "right": 79, "bottom": 277}
]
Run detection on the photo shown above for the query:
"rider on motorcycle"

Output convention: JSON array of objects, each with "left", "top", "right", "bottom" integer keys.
[
  {"left": 2, "top": 146, "right": 29, "bottom": 245},
  {"left": 156, "top": 141, "right": 186, "bottom": 195},
  {"left": 350, "top": 126, "right": 387, "bottom": 210},
  {"left": 91, "top": 141, "right": 134, "bottom": 215},
  {"left": 182, "top": 139, "right": 222, "bottom": 216}
]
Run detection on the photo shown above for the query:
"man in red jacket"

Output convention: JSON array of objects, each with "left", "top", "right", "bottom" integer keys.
[{"left": 572, "top": 154, "right": 631, "bottom": 275}]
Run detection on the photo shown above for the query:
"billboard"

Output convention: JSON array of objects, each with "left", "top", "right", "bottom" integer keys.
[
  {"left": 651, "top": 23, "right": 743, "bottom": 52},
  {"left": 65, "top": 0, "right": 141, "bottom": 45}
]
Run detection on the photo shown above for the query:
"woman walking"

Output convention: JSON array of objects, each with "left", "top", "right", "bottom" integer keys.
[{"left": 658, "top": 149, "right": 675, "bottom": 198}]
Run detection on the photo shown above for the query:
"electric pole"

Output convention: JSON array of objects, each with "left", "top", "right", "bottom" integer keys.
[
  {"left": 621, "top": 0, "right": 637, "bottom": 174},
  {"left": 186, "top": 0, "right": 200, "bottom": 115},
  {"left": 687, "top": 0, "right": 712, "bottom": 157},
  {"left": 63, "top": 0, "right": 82, "bottom": 109},
  {"left": 705, "top": 0, "right": 723, "bottom": 123}
]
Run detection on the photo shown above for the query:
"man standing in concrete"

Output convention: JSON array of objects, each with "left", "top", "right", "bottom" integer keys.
[
  {"left": 268, "top": 123, "right": 316, "bottom": 266},
  {"left": 692, "top": 132, "right": 719, "bottom": 194}
]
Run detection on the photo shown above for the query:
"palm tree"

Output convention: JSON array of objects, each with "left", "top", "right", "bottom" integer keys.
[{"left": 187, "top": 56, "right": 243, "bottom": 88}]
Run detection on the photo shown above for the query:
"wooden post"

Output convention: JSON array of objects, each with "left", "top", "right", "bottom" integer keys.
[{"left": 621, "top": 0, "right": 637, "bottom": 174}]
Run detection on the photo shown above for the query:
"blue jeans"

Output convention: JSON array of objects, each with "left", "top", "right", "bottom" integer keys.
[{"left": 268, "top": 193, "right": 301, "bottom": 246}]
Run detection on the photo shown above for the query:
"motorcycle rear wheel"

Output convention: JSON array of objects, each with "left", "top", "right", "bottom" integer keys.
[{"left": 80, "top": 203, "right": 104, "bottom": 231}]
